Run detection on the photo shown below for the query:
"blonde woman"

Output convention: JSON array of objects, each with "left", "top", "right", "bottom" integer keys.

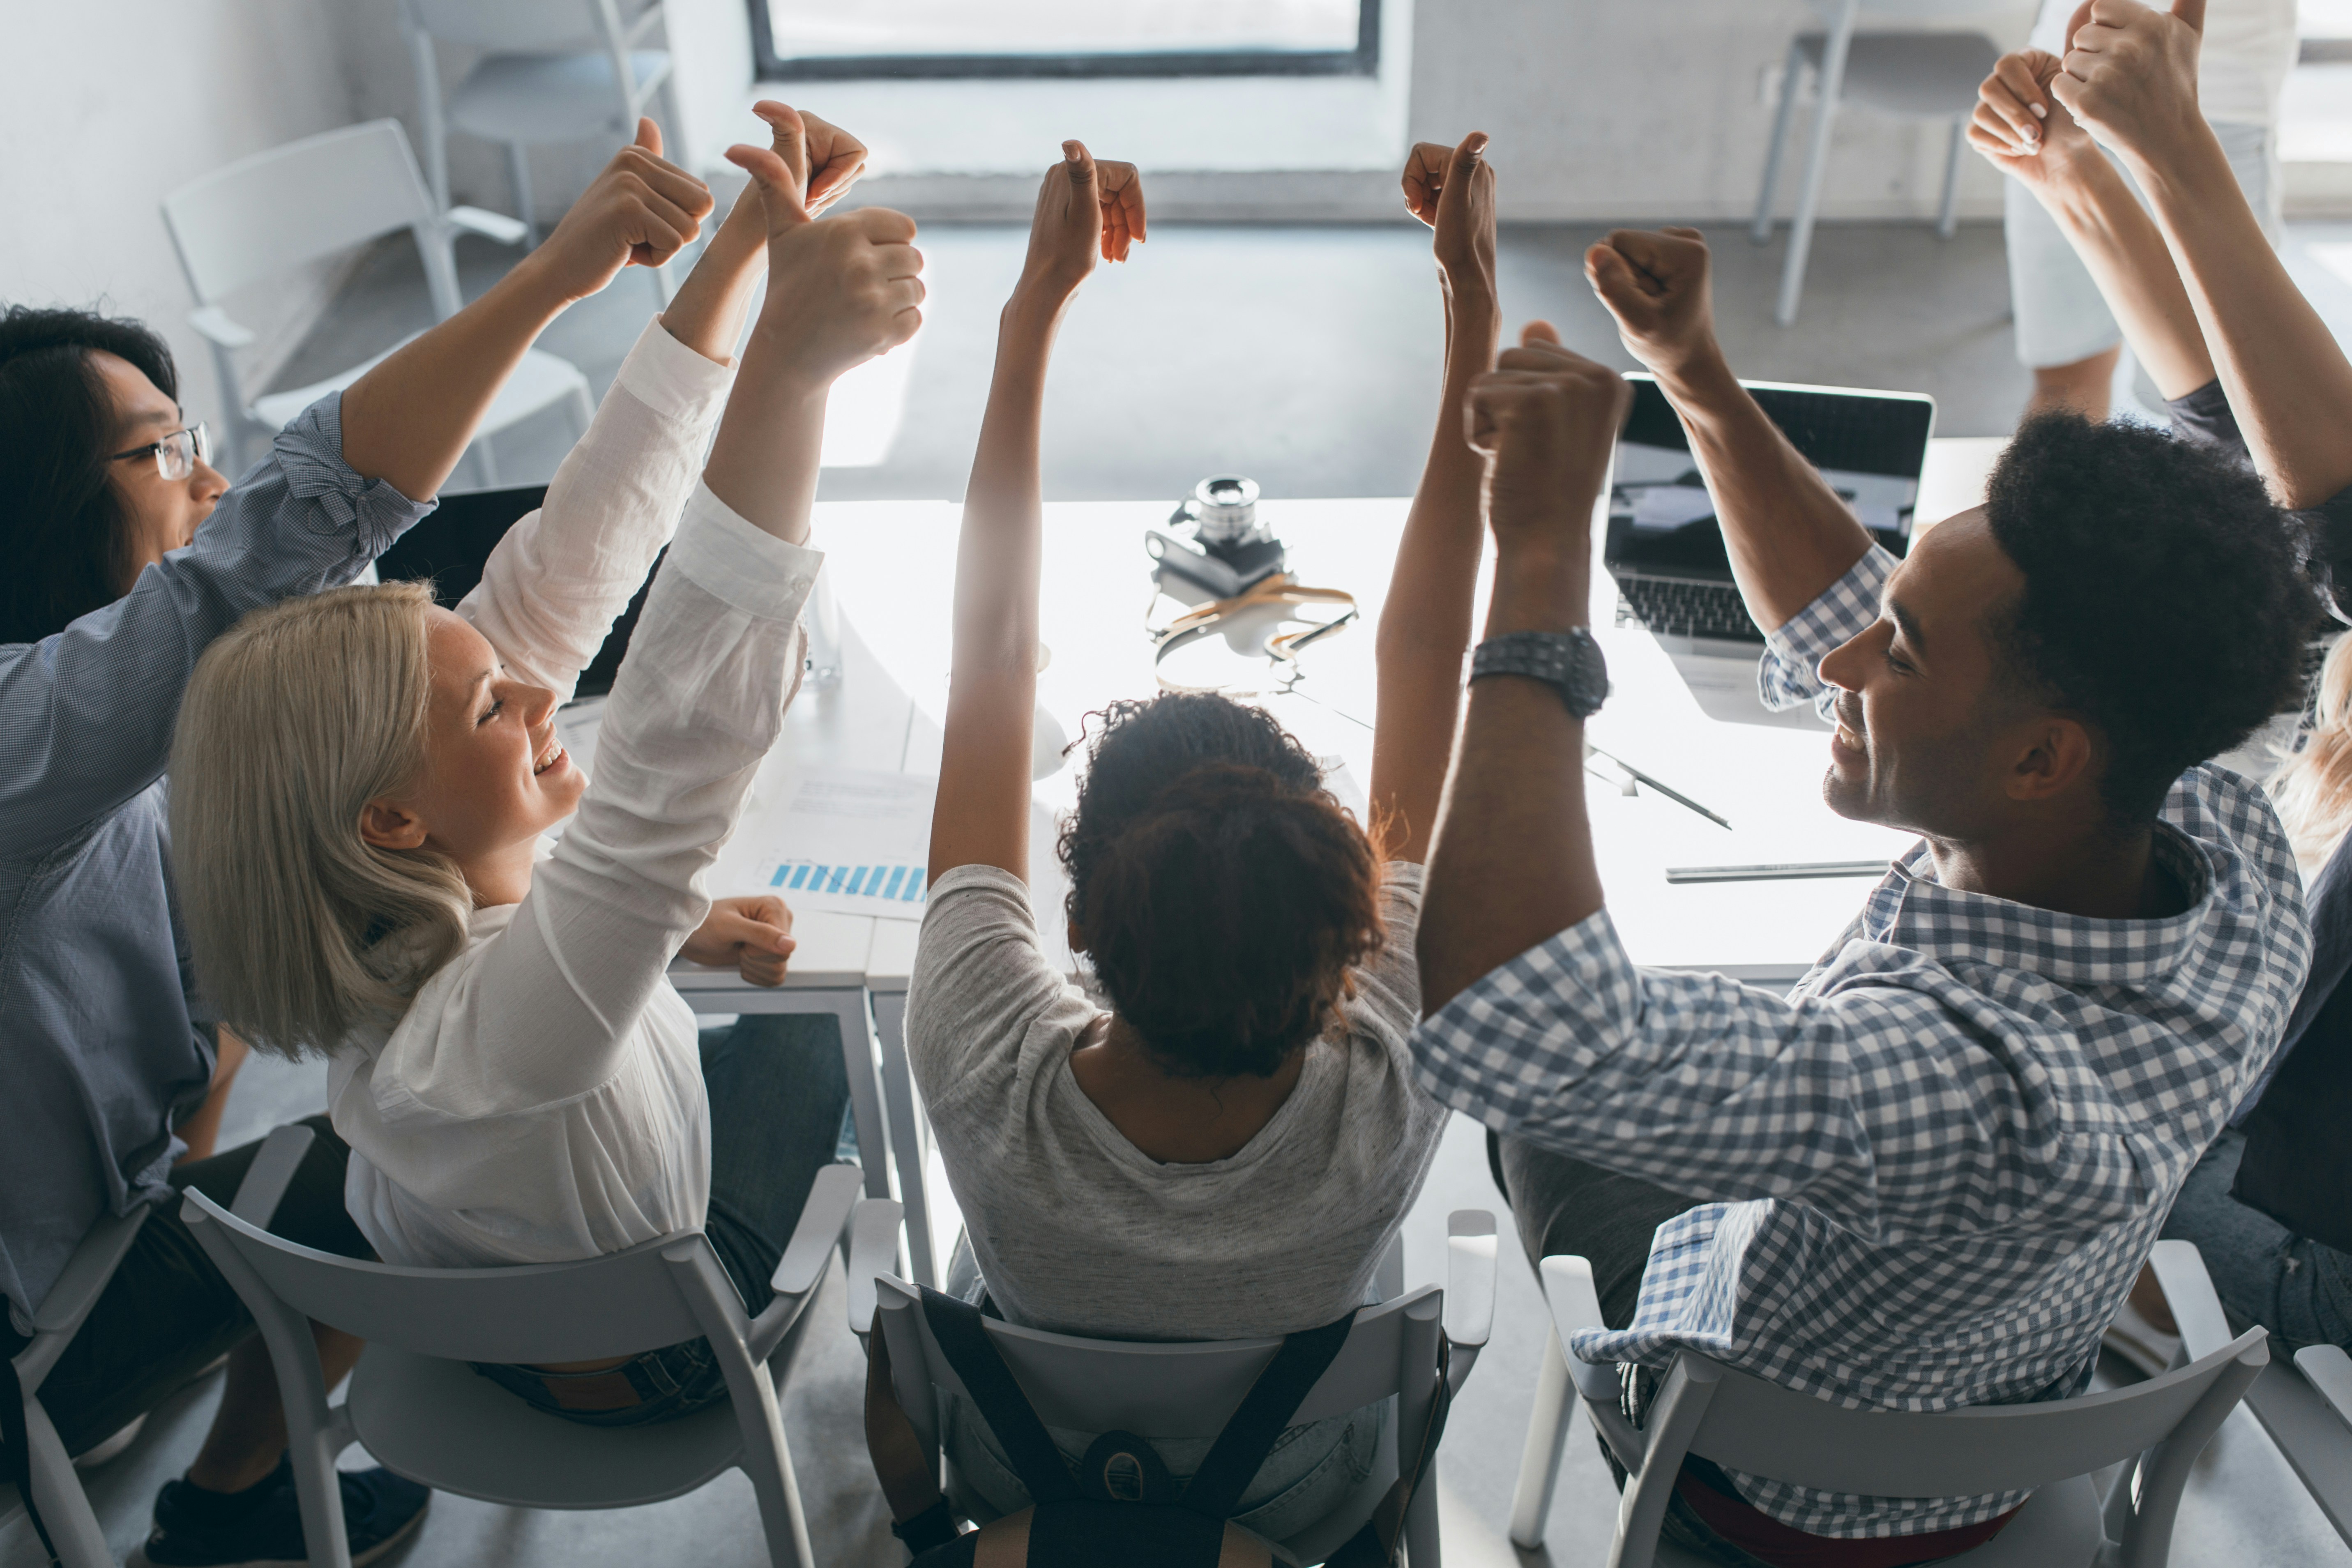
[
  {"left": 2271, "top": 634, "right": 2352, "bottom": 877},
  {"left": 168, "top": 107, "right": 923, "bottom": 1429}
]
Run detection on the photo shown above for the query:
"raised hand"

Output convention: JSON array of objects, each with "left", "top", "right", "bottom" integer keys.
[
  {"left": 678, "top": 895, "right": 797, "bottom": 986},
  {"left": 726, "top": 117, "right": 924, "bottom": 384},
  {"left": 1016, "top": 141, "right": 1145, "bottom": 304},
  {"left": 1403, "top": 132, "right": 1495, "bottom": 290},
  {"left": 1466, "top": 323, "right": 1629, "bottom": 557},
  {"left": 528, "top": 119, "right": 715, "bottom": 305},
  {"left": 2051, "top": 0, "right": 2208, "bottom": 167},
  {"left": 1969, "top": 48, "right": 2102, "bottom": 193},
  {"left": 1585, "top": 227, "right": 1716, "bottom": 380}
]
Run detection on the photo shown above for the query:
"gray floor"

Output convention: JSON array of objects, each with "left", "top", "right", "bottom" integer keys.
[{"left": 19, "top": 221, "right": 2352, "bottom": 1567}]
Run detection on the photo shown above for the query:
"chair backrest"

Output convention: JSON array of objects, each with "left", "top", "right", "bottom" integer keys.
[
  {"left": 406, "top": 0, "right": 623, "bottom": 52},
  {"left": 875, "top": 1277, "right": 1441, "bottom": 1443},
  {"left": 181, "top": 1186, "right": 731, "bottom": 1365},
  {"left": 1672, "top": 1329, "right": 2271, "bottom": 1498},
  {"left": 161, "top": 121, "right": 438, "bottom": 305}
]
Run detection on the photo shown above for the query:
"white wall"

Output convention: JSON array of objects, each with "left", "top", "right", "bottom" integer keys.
[{"left": 1, "top": 2, "right": 371, "bottom": 431}]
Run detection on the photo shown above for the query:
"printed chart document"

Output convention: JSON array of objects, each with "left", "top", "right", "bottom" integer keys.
[{"left": 746, "top": 767, "right": 938, "bottom": 918}]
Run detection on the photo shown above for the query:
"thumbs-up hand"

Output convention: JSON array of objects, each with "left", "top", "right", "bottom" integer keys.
[
  {"left": 528, "top": 118, "right": 716, "bottom": 305},
  {"left": 1014, "top": 140, "right": 1146, "bottom": 306},
  {"left": 1466, "top": 322, "right": 1629, "bottom": 558},
  {"left": 2049, "top": 0, "right": 2208, "bottom": 167},
  {"left": 1402, "top": 132, "right": 1496, "bottom": 292}
]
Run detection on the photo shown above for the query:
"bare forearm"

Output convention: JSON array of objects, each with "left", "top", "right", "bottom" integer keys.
[
  {"left": 1654, "top": 348, "right": 1872, "bottom": 629},
  {"left": 657, "top": 210, "right": 769, "bottom": 365},
  {"left": 1419, "top": 550, "right": 1600, "bottom": 1011},
  {"left": 699, "top": 318, "right": 827, "bottom": 543},
  {"left": 337, "top": 256, "right": 572, "bottom": 500},
  {"left": 1372, "top": 288, "right": 1501, "bottom": 860},
  {"left": 2131, "top": 127, "right": 2352, "bottom": 507},
  {"left": 2030, "top": 160, "right": 2211, "bottom": 399}
]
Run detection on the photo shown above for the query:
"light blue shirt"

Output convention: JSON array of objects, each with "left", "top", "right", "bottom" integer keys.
[{"left": 0, "top": 395, "right": 431, "bottom": 1328}]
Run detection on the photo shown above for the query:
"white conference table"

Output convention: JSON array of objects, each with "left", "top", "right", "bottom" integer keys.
[{"left": 640, "top": 434, "right": 2006, "bottom": 1288}]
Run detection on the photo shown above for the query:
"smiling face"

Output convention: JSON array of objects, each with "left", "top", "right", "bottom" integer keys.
[
  {"left": 1813, "top": 509, "right": 2073, "bottom": 839},
  {"left": 91, "top": 349, "right": 226, "bottom": 590},
  {"left": 358, "top": 608, "right": 584, "bottom": 889}
]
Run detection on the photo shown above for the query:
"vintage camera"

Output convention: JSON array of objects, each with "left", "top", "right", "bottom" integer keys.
[{"left": 1145, "top": 476, "right": 1287, "bottom": 601}]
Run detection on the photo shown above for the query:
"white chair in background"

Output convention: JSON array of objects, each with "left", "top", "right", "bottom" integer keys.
[
  {"left": 161, "top": 119, "right": 589, "bottom": 484},
  {"left": 1509, "top": 1245, "right": 2269, "bottom": 1566},
  {"left": 182, "top": 1124, "right": 863, "bottom": 1568},
  {"left": 0, "top": 1206, "right": 156, "bottom": 1568},
  {"left": 851, "top": 1200, "right": 1496, "bottom": 1567},
  {"left": 1753, "top": 0, "right": 2005, "bottom": 326},
  {"left": 400, "top": 0, "right": 679, "bottom": 270},
  {"left": 2152, "top": 1240, "right": 2352, "bottom": 1550}
]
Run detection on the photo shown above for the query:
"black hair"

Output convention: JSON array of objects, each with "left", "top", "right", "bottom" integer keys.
[
  {"left": 1982, "top": 412, "right": 2315, "bottom": 822},
  {"left": 0, "top": 304, "right": 180, "bottom": 644},
  {"left": 1058, "top": 693, "right": 1384, "bottom": 1080}
]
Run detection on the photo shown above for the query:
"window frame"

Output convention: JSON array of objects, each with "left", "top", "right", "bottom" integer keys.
[{"left": 748, "top": 0, "right": 1380, "bottom": 81}]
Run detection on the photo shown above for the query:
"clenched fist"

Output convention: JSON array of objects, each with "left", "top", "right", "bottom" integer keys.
[
  {"left": 1585, "top": 228, "right": 1716, "bottom": 381},
  {"left": 527, "top": 119, "right": 715, "bottom": 305},
  {"left": 679, "top": 895, "right": 797, "bottom": 987},
  {"left": 1466, "top": 325, "right": 1629, "bottom": 556},
  {"left": 1969, "top": 48, "right": 2103, "bottom": 196},
  {"left": 2050, "top": 0, "right": 2209, "bottom": 168}
]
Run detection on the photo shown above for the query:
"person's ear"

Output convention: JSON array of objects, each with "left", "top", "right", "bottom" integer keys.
[
  {"left": 359, "top": 799, "right": 430, "bottom": 851},
  {"left": 2004, "top": 715, "right": 2099, "bottom": 805},
  {"left": 1067, "top": 919, "right": 1090, "bottom": 958}
]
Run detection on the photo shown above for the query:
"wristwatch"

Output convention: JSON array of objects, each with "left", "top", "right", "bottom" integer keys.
[{"left": 1470, "top": 629, "right": 1608, "bottom": 718}]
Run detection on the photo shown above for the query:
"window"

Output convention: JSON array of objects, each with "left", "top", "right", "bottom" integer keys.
[{"left": 749, "top": 0, "right": 1379, "bottom": 81}]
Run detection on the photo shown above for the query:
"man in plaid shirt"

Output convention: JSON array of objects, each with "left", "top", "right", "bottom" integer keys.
[{"left": 1413, "top": 229, "right": 2315, "bottom": 1563}]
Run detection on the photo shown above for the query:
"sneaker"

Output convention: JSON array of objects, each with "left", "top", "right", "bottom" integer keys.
[
  {"left": 131, "top": 1455, "right": 430, "bottom": 1568},
  {"left": 2103, "top": 1299, "right": 2184, "bottom": 1379}
]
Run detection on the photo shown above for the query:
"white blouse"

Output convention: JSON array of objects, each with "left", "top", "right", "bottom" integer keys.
[{"left": 330, "top": 319, "right": 823, "bottom": 1270}]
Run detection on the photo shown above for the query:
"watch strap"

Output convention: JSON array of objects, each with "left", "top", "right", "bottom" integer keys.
[{"left": 1470, "top": 629, "right": 1608, "bottom": 718}]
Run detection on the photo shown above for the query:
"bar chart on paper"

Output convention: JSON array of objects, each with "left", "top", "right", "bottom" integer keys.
[{"left": 771, "top": 858, "right": 928, "bottom": 908}]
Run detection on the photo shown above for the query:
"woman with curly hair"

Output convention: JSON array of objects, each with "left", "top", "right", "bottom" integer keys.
[{"left": 904, "top": 129, "right": 1497, "bottom": 1537}]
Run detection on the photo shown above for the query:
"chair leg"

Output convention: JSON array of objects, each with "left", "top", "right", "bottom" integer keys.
[
  {"left": 1753, "top": 38, "right": 1806, "bottom": 245},
  {"left": 1937, "top": 116, "right": 1965, "bottom": 240},
  {"left": 1508, "top": 1328, "right": 1576, "bottom": 1550},
  {"left": 736, "top": 1384, "right": 816, "bottom": 1568},
  {"left": 470, "top": 435, "right": 500, "bottom": 491},
  {"left": 21, "top": 1397, "right": 114, "bottom": 1568},
  {"left": 1777, "top": 0, "right": 1859, "bottom": 327},
  {"left": 1405, "top": 1471, "right": 1441, "bottom": 1568},
  {"left": 506, "top": 142, "right": 539, "bottom": 249}
]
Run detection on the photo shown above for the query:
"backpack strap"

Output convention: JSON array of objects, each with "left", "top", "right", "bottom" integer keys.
[
  {"left": 921, "top": 1286, "right": 1080, "bottom": 1506},
  {"left": 1179, "top": 1309, "right": 1359, "bottom": 1520}
]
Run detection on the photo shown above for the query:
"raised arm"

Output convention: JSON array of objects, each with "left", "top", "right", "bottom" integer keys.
[
  {"left": 928, "top": 142, "right": 1143, "bottom": 881},
  {"left": 2055, "top": 0, "right": 2352, "bottom": 506},
  {"left": 340, "top": 119, "right": 714, "bottom": 502},
  {"left": 1584, "top": 229, "right": 1873, "bottom": 630},
  {"left": 1371, "top": 132, "right": 1501, "bottom": 863},
  {"left": 1418, "top": 335, "right": 1628, "bottom": 1011},
  {"left": 1970, "top": 47, "right": 2214, "bottom": 400}
]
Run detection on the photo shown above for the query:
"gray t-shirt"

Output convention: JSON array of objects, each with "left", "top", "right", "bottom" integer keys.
[{"left": 905, "top": 860, "right": 1447, "bottom": 1343}]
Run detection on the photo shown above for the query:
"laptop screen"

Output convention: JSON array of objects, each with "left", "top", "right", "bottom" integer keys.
[{"left": 1605, "top": 375, "right": 1935, "bottom": 582}]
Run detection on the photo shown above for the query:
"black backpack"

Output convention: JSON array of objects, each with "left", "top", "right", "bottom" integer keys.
[{"left": 865, "top": 1288, "right": 1451, "bottom": 1567}]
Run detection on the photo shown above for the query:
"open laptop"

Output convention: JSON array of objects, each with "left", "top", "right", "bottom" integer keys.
[{"left": 1606, "top": 373, "right": 1935, "bottom": 728}]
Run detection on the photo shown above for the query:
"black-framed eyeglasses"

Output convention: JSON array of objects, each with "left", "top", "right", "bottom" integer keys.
[{"left": 110, "top": 422, "right": 211, "bottom": 481}]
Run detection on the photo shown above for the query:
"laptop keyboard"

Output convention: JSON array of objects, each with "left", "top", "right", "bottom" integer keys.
[{"left": 1615, "top": 577, "right": 1766, "bottom": 644}]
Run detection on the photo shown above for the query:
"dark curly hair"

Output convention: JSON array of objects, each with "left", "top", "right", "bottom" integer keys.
[
  {"left": 1983, "top": 412, "right": 2316, "bottom": 823},
  {"left": 0, "top": 304, "right": 181, "bottom": 645},
  {"left": 1058, "top": 693, "right": 1384, "bottom": 1080}
]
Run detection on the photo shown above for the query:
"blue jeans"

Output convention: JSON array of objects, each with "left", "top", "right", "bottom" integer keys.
[
  {"left": 473, "top": 1013, "right": 852, "bottom": 1426},
  {"left": 2161, "top": 1128, "right": 2352, "bottom": 1356}
]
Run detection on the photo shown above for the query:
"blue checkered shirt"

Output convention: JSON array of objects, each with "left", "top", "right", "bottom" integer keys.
[{"left": 1413, "top": 546, "right": 2312, "bottom": 1538}]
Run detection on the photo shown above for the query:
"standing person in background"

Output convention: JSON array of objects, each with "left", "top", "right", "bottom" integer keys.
[{"left": 2003, "top": 0, "right": 2295, "bottom": 420}]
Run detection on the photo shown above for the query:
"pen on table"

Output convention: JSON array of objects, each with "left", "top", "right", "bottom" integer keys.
[
  {"left": 1666, "top": 860, "right": 1889, "bottom": 884},
  {"left": 1587, "top": 743, "right": 1732, "bottom": 831}
]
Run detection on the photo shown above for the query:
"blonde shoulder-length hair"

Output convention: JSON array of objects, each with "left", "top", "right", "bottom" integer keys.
[
  {"left": 171, "top": 580, "right": 472, "bottom": 1057},
  {"left": 2272, "top": 630, "right": 2352, "bottom": 881}
]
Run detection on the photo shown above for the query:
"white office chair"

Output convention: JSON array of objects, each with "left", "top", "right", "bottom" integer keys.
[
  {"left": 161, "top": 119, "right": 589, "bottom": 484},
  {"left": 1, "top": 1205, "right": 156, "bottom": 1568},
  {"left": 182, "top": 1124, "right": 862, "bottom": 1568},
  {"left": 1507, "top": 1246, "right": 2268, "bottom": 1567},
  {"left": 2152, "top": 1239, "right": 2352, "bottom": 1549},
  {"left": 1753, "top": 0, "right": 2006, "bottom": 326},
  {"left": 850, "top": 1199, "right": 1496, "bottom": 1567},
  {"left": 401, "top": 0, "right": 679, "bottom": 262}
]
